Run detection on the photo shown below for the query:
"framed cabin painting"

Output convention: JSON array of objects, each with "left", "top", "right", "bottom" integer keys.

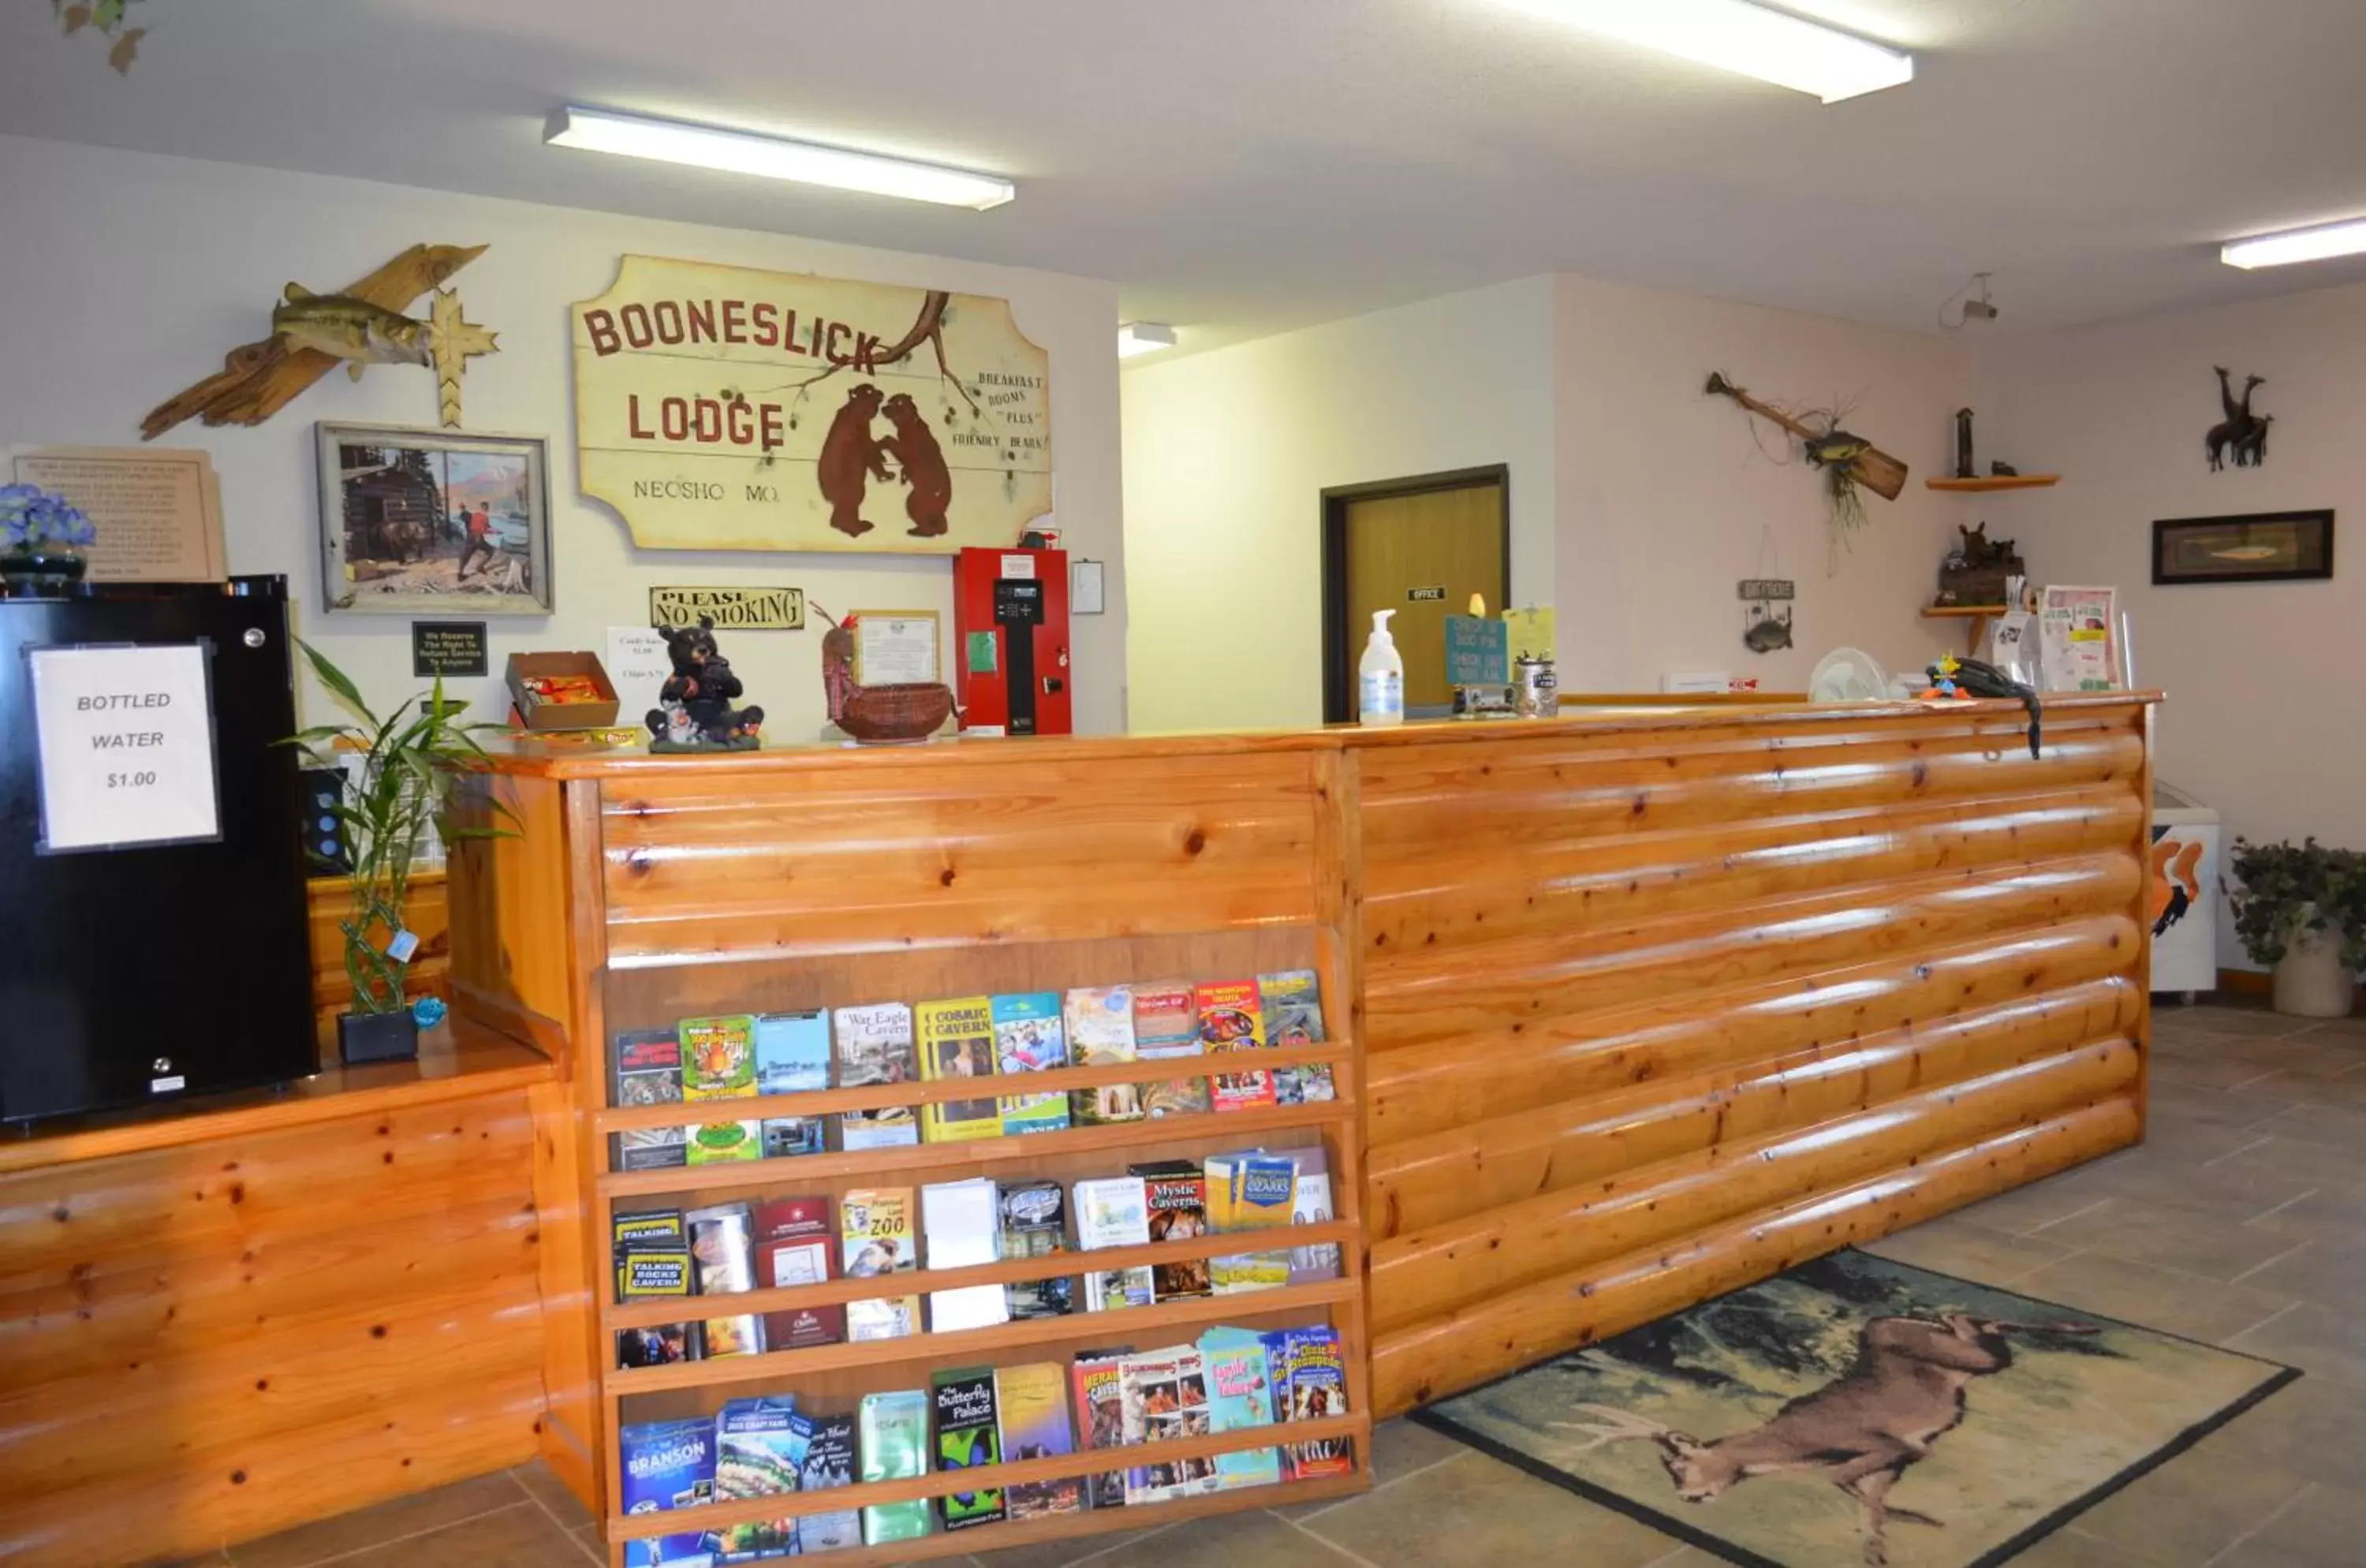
[
  {"left": 2151, "top": 510, "right": 2334, "bottom": 585},
  {"left": 315, "top": 423, "right": 554, "bottom": 615}
]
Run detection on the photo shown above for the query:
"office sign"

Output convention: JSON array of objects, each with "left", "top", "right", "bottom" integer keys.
[
  {"left": 573, "top": 256, "right": 1052, "bottom": 555},
  {"left": 28, "top": 643, "right": 221, "bottom": 853}
]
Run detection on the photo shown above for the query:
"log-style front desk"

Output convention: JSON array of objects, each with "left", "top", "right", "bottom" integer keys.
[
  {"left": 449, "top": 691, "right": 2155, "bottom": 1562},
  {"left": 0, "top": 1022, "right": 557, "bottom": 1568}
]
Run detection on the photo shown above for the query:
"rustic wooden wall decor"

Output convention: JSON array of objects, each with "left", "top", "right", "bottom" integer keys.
[
  {"left": 141, "top": 244, "right": 491, "bottom": 440},
  {"left": 570, "top": 256, "right": 1052, "bottom": 554}
]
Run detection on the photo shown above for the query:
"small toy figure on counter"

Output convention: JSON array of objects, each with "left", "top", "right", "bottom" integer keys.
[
  {"left": 1921, "top": 653, "right": 1965, "bottom": 699},
  {"left": 646, "top": 617, "right": 764, "bottom": 752}
]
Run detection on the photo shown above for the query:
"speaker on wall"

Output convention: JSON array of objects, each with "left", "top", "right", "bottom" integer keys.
[{"left": 300, "top": 766, "right": 351, "bottom": 875}]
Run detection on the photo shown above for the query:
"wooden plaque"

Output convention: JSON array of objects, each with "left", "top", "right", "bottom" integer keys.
[{"left": 572, "top": 256, "right": 1051, "bottom": 555}]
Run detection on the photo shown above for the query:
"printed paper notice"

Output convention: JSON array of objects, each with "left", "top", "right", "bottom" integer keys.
[
  {"left": 854, "top": 612, "right": 940, "bottom": 685},
  {"left": 606, "top": 625, "right": 673, "bottom": 725},
  {"left": 2038, "top": 585, "right": 2119, "bottom": 693},
  {"left": 14, "top": 447, "right": 223, "bottom": 582},
  {"left": 30, "top": 644, "right": 221, "bottom": 852}
]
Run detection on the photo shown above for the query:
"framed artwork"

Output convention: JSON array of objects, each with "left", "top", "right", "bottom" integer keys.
[
  {"left": 315, "top": 423, "right": 553, "bottom": 615},
  {"left": 2151, "top": 510, "right": 2334, "bottom": 585},
  {"left": 849, "top": 610, "right": 942, "bottom": 685}
]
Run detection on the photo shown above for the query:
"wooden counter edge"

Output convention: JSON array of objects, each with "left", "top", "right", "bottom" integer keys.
[
  {"left": 474, "top": 691, "right": 2166, "bottom": 778},
  {"left": 0, "top": 1016, "right": 557, "bottom": 1174}
]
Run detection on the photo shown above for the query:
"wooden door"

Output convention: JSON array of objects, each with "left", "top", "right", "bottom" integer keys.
[{"left": 1332, "top": 476, "right": 1508, "bottom": 719}]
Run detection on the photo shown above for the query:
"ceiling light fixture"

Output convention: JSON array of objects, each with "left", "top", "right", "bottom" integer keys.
[
  {"left": 544, "top": 106, "right": 1015, "bottom": 211},
  {"left": 1118, "top": 323, "right": 1178, "bottom": 359},
  {"left": 2221, "top": 217, "right": 2366, "bottom": 270},
  {"left": 1503, "top": 0, "right": 1913, "bottom": 103}
]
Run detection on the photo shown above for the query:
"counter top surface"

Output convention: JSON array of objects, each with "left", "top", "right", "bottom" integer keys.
[
  {"left": 475, "top": 691, "right": 2162, "bottom": 779},
  {"left": 0, "top": 1016, "right": 554, "bottom": 1174}
]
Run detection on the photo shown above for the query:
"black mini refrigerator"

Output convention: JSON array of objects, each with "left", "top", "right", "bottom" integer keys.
[{"left": 0, "top": 578, "right": 315, "bottom": 1123}]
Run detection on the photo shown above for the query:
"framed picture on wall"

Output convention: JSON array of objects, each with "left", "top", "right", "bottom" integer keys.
[
  {"left": 315, "top": 423, "right": 554, "bottom": 615},
  {"left": 2151, "top": 510, "right": 2334, "bottom": 585}
]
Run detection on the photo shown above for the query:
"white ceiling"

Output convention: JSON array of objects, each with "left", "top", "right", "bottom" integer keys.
[{"left": 8, "top": 0, "right": 2366, "bottom": 354}]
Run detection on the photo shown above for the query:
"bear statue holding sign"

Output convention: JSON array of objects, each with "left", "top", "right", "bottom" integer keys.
[{"left": 646, "top": 617, "right": 764, "bottom": 752}]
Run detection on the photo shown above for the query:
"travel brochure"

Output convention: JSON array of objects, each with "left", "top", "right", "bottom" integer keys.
[
  {"left": 605, "top": 974, "right": 1335, "bottom": 1170},
  {"left": 617, "top": 1321, "right": 1351, "bottom": 1557}
]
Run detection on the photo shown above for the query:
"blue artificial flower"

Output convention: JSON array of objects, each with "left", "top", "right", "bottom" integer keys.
[{"left": 2, "top": 487, "right": 97, "bottom": 549}]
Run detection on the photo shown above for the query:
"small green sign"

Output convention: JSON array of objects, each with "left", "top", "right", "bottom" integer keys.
[{"left": 965, "top": 629, "right": 998, "bottom": 674}]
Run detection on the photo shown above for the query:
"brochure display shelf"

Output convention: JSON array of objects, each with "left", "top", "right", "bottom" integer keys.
[
  {"left": 592, "top": 937, "right": 1372, "bottom": 1566},
  {"left": 450, "top": 738, "right": 1382, "bottom": 1566}
]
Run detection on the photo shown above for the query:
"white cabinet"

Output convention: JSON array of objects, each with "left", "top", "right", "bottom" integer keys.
[{"left": 2151, "top": 781, "right": 2220, "bottom": 999}]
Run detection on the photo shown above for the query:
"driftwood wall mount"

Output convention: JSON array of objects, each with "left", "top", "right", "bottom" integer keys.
[{"left": 140, "top": 243, "right": 491, "bottom": 441}]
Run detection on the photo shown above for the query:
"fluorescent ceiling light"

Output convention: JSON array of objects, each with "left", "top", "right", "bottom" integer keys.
[
  {"left": 1118, "top": 323, "right": 1178, "bottom": 358},
  {"left": 1506, "top": 0, "right": 1913, "bottom": 103},
  {"left": 2222, "top": 218, "right": 2366, "bottom": 270},
  {"left": 544, "top": 106, "right": 1014, "bottom": 210}
]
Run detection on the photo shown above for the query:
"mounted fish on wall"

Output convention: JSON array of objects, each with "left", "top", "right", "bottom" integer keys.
[
  {"left": 140, "top": 245, "right": 498, "bottom": 439},
  {"left": 1705, "top": 372, "right": 1908, "bottom": 569}
]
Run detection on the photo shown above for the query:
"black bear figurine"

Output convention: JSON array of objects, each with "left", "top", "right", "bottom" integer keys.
[{"left": 646, "top": 617, "right": 765, "bottom": 751}]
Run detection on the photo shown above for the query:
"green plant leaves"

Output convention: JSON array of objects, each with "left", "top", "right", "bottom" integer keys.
[
  {"left": 288, "top": 642, "right": 515, "bottom": 1014},
  {"left": 2226, "top": 836, "right": 2366, "bottom": 970},
  {"left": 298, "top": 641, "right": 375, "bottom": 726}
]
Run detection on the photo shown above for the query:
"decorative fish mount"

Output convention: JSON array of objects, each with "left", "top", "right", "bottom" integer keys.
[
  {"left": 142, "top": 244, "right": 495, "bottom": 439},
  {"left": 1706, "top": 373, "right": 1908, "bottom": 502},
  {"left": 271, "top": 286, "right": 435, "bottom": 379}
]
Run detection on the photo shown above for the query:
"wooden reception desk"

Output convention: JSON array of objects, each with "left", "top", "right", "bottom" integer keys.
[
  {"left": 450, "top": 690, "right": 2157, "bottom": 1557},
  {"left": 0, "top": 692, "right": 2157, "bottom": 1566}
]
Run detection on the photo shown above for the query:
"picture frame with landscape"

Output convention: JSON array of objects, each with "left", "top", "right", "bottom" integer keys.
[{"left": 315, "top": 423, "right": 553, "bottom": 615}]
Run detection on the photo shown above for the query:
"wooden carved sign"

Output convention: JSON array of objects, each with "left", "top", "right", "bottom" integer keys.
[{"left": 572, "top": 256, "right": 1052, "bottom": 554}]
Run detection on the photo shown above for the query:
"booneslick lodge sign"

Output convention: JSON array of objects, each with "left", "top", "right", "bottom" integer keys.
[{"left": 572, "top": 256, "right": 1052, "bottom": 554}]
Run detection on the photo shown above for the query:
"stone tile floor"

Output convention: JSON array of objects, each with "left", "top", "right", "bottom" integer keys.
[{"left": 206, "top": 999, "right": 2366, "bottom": 1568}]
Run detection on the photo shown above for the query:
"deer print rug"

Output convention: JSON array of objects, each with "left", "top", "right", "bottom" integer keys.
[{"left": 1415, "top": 1249, "right": 2295, "bottom": 1568}]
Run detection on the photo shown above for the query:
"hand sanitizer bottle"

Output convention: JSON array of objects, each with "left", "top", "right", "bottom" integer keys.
[{"left": 1359, "top": 609, "right": 1405, "bottom": 727}]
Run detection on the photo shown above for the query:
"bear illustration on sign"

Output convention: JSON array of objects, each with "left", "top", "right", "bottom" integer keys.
[
  {"left": 880, "top": 392, "right": 953, "bottom": 538},
  {"left": 817, "top": 383, "right": 891, "bottom": 537}
]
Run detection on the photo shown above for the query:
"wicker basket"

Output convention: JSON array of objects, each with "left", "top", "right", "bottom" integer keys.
[{"left": 836, "top": 682, "right": 955, "bottom": 744}]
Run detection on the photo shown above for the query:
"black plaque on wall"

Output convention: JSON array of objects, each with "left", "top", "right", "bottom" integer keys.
[{"left": 411, "top": 620, "right": 489, "bottom": 678}]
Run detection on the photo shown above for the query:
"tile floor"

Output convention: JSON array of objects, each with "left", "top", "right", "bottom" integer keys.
[{"left": 205, "top": 999, "right": 2366, "bottom": 1568}]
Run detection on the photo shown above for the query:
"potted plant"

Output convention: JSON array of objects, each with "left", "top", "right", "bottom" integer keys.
[
  {"left": 2226, "top": 837, "right": 2366, "bottom": 1017},
  {"left": 286, "top": 644, "right": 507, "bottom": 1062},
  {"left": 0, "top": 482, "right": 97, "bottom": 596}
]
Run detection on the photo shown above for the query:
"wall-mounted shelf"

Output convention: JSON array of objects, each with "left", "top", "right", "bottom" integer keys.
[
  {"left": 1921, "top": 604, "right": 2013, "bottom": 654},
  {"left": 1925, "top": 475, "right": 2062, "bottom": 492}
]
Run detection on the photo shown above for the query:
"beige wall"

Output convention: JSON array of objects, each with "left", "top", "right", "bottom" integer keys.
[
  {"left": 1121, "top": 278, "right": 1558, "bottom": 733},
  {"left": 0, "top": 134, "right": 1127, "bottom": 737},
  {"left": 1552, "top": 273, "right": 1976, "bottom": 693},
  {"left": 1121, "top": 271, "right": 1976, "bottom": 731},
  {"left": 1980, "top": 279, "right": 2366, "bottom": 966}
]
